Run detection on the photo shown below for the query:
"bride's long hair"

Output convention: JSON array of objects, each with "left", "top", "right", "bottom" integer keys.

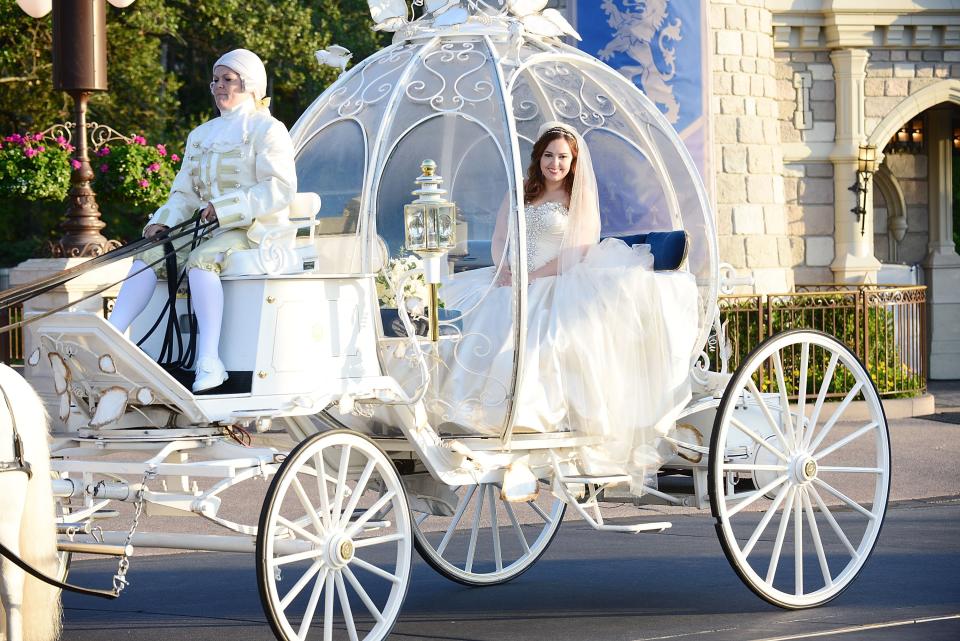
[{"left": 523, "top": 128, "right": 579, "bottom": 204}]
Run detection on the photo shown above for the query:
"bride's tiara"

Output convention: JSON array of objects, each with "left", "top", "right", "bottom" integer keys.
[
  {"left": 545, "top": 126, "right": 574, "bottom": 137},
  {"left": 538, "top": 121, "right": 577, "bottom": 139}
]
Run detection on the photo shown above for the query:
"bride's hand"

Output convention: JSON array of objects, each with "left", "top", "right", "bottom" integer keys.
[{"left": 495, "top": 267, "right": 512, "bottom": 287}]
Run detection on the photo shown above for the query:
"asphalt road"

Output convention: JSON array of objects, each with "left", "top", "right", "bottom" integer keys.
[{"left": 60, "top": 496, "right": 960, "bottom": 641}]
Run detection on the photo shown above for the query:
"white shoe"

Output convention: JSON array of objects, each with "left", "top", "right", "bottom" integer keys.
[{"left": 192, "top": 357, "right": 228, "bottom": 392}]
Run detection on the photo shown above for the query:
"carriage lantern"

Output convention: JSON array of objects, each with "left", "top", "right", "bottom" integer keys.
[{"left": 404, "top": 159, "right": 456, "bottom": 341}]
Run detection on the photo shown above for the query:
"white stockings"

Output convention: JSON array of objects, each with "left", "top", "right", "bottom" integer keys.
[
  {"left": 188, "top": 268, "right": 224, "bottom": 363},
  {"left": 108, "top": 260, "right": 157, "bottom": 332}
]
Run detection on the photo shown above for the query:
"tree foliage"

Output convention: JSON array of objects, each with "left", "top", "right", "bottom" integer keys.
[{"left": 0, "top": 1, "right": 386, "bottom": 265}]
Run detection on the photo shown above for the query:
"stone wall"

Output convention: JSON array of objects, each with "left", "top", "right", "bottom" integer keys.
[{"left": 711, "top": 0, "right": 792, "bottom": 292}]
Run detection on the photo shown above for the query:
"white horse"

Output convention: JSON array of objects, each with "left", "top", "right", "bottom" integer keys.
[{"left": 0, "top": 364, "right": 61, "bottom": 641}]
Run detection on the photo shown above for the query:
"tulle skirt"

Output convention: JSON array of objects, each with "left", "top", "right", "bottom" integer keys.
[{"left": 417, "top": 238, "right": 701, "bottom": 490}]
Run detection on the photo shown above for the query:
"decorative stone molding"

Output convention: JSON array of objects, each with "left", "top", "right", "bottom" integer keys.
[
  {"left": 866, "top": 79, "right": 960, "bottom": 150},
  {"left": 770, "top": 0, "right": 960, "bottom": 50}
]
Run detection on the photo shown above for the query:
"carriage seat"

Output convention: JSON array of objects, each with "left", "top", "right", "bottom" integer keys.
[
  {"left": 604, "top": 230, "right": 689, "bottom": 271},
  {"left": 220, "top": 192, "right": 322, "bottom": 277}
]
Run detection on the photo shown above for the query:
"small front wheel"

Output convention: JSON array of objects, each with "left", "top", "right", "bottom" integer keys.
[
  {"left": 257, "top": 430, "right": 413, "bottom": 641},
  {"left": 709, "top": 330, "right": 890, "bottom": 609}
]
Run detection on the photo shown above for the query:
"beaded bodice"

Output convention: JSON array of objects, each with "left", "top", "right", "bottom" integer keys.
[{"left": 525, "top": 200, "right": 568, "bottom": 272}]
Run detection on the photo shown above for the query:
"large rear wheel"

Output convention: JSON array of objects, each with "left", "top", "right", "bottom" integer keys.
[{"left": 709, "top": 330, "right": 890, "bottom": 608}]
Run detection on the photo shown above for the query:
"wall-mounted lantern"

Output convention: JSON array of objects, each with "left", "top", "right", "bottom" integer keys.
[{"left": 849, "top": 144, "right": 878, "bottom": 236}]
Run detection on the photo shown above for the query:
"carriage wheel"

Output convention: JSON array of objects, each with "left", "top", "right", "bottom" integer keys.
[
  {"left": 257, "top": 430, "right": 413, "bottom": 641},
  {"left": 709, "top": 330, "right": 890, "bottom": 609},
  {"left": 412, "top": 480, "right": 565, "bottom": 586}
]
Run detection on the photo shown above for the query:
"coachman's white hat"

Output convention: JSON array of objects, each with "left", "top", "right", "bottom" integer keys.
[{"left": 213, "top": 49, "right": 268, "bottom": 101}]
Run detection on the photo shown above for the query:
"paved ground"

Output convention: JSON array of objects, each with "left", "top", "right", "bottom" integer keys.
[{"left": 61, "top": 498, "right": 960, "bottom": 641}]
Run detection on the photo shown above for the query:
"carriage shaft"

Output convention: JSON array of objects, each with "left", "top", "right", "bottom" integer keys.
[{"left": 65, "top": 531, "right": 312, "bottom": 555}]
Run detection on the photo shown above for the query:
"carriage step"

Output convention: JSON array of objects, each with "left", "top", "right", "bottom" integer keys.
[
  {"left": 57, "top": 540, "right": 133, "bottom": 557},
  {"left": 595, "top": 521, "right": 672, "bottom": 534}
]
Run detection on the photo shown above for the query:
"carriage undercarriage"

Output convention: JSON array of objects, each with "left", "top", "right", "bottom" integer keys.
[{"left": 32, "top": 292, "right": 891, "bottom": 639}]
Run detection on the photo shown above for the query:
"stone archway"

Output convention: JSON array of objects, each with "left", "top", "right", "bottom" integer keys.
[
  {"left": 866, "top": 79, "right": 960, "bottom": 378},
  {"left": 872, "top": 165, "right": 908, "bottom": 263},
  {"left": 866, "top": 79, "right": 960, "bottom": 152}
]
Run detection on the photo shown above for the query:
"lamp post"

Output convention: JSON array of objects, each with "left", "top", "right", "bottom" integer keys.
[{"left": 16, "top": 0, "right": 136, "bottom": 258}]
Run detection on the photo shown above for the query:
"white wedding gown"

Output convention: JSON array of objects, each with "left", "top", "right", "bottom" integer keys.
[{"left": 423, "top": 201, "right": 701, "bottom": 490}]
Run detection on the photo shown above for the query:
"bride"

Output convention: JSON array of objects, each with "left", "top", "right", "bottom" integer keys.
[{"left": 426, "top": 122, "right": 700, "bottom": 491}]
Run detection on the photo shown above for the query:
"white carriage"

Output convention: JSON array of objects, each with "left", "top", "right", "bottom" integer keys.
[{"left": 25, "top": 4, "right": 889, "bottom": 639}]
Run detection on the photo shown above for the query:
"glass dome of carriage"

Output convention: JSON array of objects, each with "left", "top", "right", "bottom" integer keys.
[{"left": 290, "top": 22, "right": 718, "bottom": 357}]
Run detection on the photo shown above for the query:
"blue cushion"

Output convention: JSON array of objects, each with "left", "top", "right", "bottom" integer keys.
[
  {"left": 380, "top": 307, "right": 462, "bottom": 338},
  {"left": 606, "top": 230, "right": 688, "bottom": 271}
]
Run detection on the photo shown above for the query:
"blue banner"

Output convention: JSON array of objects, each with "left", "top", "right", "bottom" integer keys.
[{"left": 576, "top": 0, "right": 711, "bottom": 186}]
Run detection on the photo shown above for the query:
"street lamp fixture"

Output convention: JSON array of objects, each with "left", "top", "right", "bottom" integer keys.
[
  {"left": 17, "top": 0, "right": 137, "bottom": 258},
  {"left": 849, "top": 144, "right": 877, "bottom": 236}
]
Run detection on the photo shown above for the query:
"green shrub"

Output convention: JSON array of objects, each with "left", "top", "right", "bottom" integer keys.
[
  {"left": 0, "top": 131, "right": 181, "bottom": 267},
  {"left": 713, "top": 292, "right": 924, "bottom": 398}
]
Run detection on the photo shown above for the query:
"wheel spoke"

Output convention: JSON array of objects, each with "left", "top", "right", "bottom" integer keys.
[
  {"left": 296, "top": 566, "right": 328, "bottom": 641},
  {"left": 280, "top": 560, "right": 323, "bottom": 610},
  {"left": 808, "top": 485, "right": 858, "bottom": 557},
  {"left": 465, "top": 483, "right": 486, "bottom": 573},
  {"left": 273, "top": 547, "right": 325, "bottom": 567},
  {"left": 808, "top": 382, "right": 863, "bottom": 454},
  {"left": 812, "top": 478, "right": 876, "bottom": 520},
  {"left": 415, "top": 513, "right": 429, "bottom": 526},
  {"left": 773, "top": 352, "right": 798, "bottom": 448},
  {"left": 797, "top": 342, "right": 810, "bottom": 446},
  {"left": 766, "top": 486, "right": 795, "bottom": 584},
  {"left": 794, "top": 489, "right": 803, "bottom": 596},
  {"left": 721, "top": 463, "right": 788, "bottom": 473},
  {"left": 488, "top": 485, "right": 503, "bottom": 571},
  {"left": 354, "top": 532, "right": 406, "bottom": 549},
  {"left": 742, "top": 482, "right": 793, "bottom": 557},
  {"left": 730, "top": 417, "right": 790, "bottom": 463},
  {"left": 276, "top": 515, "right": 324, "bottom": 545},
  {"left": 503, "top": 500, "right": 531, "bottom": 554},
  {"left": 803, "top": 352, "right": 839, "bottom": 450},
  {"left": 338, "top": 458, "right": 377, "bottom": 529},
  {"left": 345, "top": 490, "right": 397, "bottom": 538},
  {"left": 314, "top": 452, "right": 332, "bottom": 531},
  {"left": 727, "top": 475, "right": 788, "bottom": 518},
  {"left": 814, "top": 422, "right": 878, "bottom": 462},
  {"left": 343, "top": 565, "right": 384, "bottom": 623},
  {"left": 331, "top": 445, "right": 352, "bottom": 526},
  {"left": 335, "top": 571, "right": 360, "bottom": 641},
  {"left": 801, "top": 488, "right": 833, "bottom": 589},
  {"left": 352, "top": 555, "right": 401, "bottom": 584},
  {"left": 817, "top": 465, "right": 883, "bottom": 474},
  {"left": 747, "top": 378, "right": 792, "bottom": 453},
  {"left": 437, "top": 485, "right": 476, "bottom": 555},
  {"left": 323, "top": 571, "right": 335, "bottom": 641},
  {"left": 529, "top": 498, "right": 552, "bottom": 523},
  {"left": 292, "top": 477, "right": 326, "bottom": 537}
]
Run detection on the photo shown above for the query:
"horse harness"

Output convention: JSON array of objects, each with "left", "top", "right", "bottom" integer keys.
[{"left": 0, "top": 381, "right": 32, "bottom": 479}]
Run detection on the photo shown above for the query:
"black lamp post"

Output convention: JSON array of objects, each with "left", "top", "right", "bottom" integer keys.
[{"left": 17, "top": 0, "right": 135, "bottom": 258}]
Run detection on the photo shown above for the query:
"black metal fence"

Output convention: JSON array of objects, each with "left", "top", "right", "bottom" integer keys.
[{"left": 714, "top": 284, "right": 927, "bottom": 398}]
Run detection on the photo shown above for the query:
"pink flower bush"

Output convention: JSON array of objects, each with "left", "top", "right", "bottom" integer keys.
[
  {"left": 132, "top": 135, "right": 147, "bottom": 145},
  {"left": 156, "top": 144, "right": 167, "bottom": 157},
  {"left": 23, "top": 147, "right": 38, "bottom": 158},
  {"left": 138, "top": 179, "right": 149, "bottom": 188},
  {"left": 146, "top": 162, "right": 160, "bottom": 173},
  {"left": 70, "top": 159, "right": 81, "bottom": 170},
  {"left": 96, "top": 146, "right": 111, "bottom": 157},
  {"left": 99, "top": 163, "right": 109, "bottom": 173},
  {"left": 170, "top": 153, "right": 180, "bottom": 163}
]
